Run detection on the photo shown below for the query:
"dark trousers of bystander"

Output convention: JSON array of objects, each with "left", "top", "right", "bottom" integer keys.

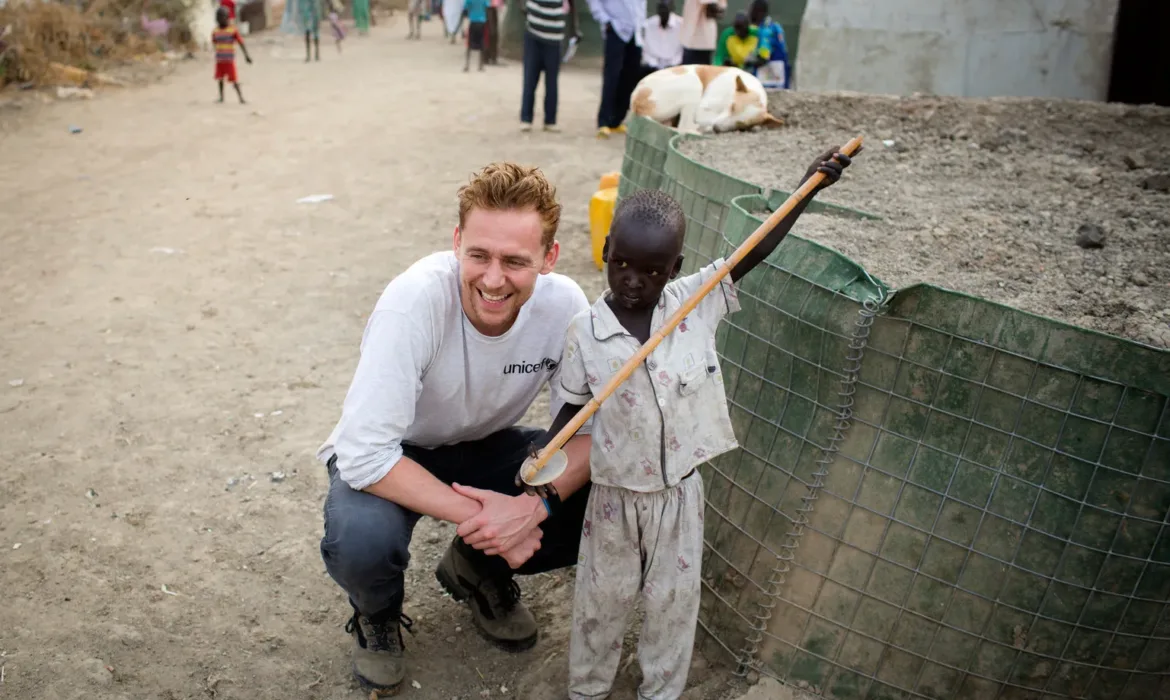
[
  {"left": 597, "top": 24, "right": 642, "bottom": 129},
  {"left": 521, "top": 31, "right": 562, "bottom": 126},
  {"left": 319, "top": 426, "right": 591, "bottom": 621},
  {"left": 484, "top": 6, "right": 499, "bottom": 64},
  {"left": 681, "top": 48, "right": 712, "bottom": 65}
]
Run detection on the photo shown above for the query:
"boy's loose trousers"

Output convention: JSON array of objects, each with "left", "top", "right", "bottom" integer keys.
[{"left": 568, "top": 473, "right": 704, "bottom": 700}]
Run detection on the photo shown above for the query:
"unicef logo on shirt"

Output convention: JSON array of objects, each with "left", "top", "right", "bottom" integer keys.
[{"left": 504, "top": 357, "right": 560, "bottom": 375}]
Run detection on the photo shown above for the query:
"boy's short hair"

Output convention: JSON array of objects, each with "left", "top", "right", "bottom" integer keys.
[
  {"left": 458, "top": 162, "right": 561, "bottom": 250},
  {"left": 612, "top": 189, "right": 686, "bottom": 242}
]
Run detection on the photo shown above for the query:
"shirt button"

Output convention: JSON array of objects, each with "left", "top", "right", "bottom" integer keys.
[
  {"left": 658, "top": 398, "right": 666, "bottom": 407},
  {"left": 648, "top": 360, "right": 657, "bottom": 370}
]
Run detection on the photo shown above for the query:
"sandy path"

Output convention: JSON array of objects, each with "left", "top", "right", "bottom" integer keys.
[{"left": 0, "top": 20, "right": 678, "bottom": 700}]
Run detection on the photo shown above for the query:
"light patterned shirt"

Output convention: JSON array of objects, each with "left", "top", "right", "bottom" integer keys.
[{"left": 555, "top": 258, "right": 741, "bottom": 492}]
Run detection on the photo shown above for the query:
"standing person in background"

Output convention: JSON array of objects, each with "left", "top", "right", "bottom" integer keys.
[
  {"left": 750, "top": 0, "right": 787, "bottom": 88},
  {"left": 406, "top": 0, "right": 425, "bottom": 38},
  {"left": 282, "top": 0, "right": 322, "bottom": 61},
  {"left": 636, "top": 0, "right": 683, "bottom": 77},
  {"left": 484, "top": 0, "right": 504, "bottom": 65},
  {"left": 519, "top": 0, "right": 571, "bottom": 132},
  {"left": 714, "top": 11, "right": 758, "bottom": 69},
  {"left": 212, "top": 5, "right": 252, "bottom": 103},
  {"left": 326, "top": 0, "right": 347, "bottom": 51},
  {"left": 678, "top": 0, "right": 721, "bottom": 64},
  {"left": 463, "top": 0, "right": 489, "bottom": 71},
  {"left": 585, "top": 0, "right": 645, "bottom": 138},
  {"left": 352, "top": 0, "right": 371, "bottom": 34}
]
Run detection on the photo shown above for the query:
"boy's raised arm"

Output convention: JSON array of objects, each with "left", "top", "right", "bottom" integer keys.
[{"left": 728, "top": 146, "right": 854, "bottom": 282}]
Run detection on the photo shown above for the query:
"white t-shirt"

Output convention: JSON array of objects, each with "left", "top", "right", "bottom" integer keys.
[
  {"left": 317, "top": 250, "right": 591, "bottom": 490},
  {"left": 637, "top": 13, "right": 684, "bottom": 69}
]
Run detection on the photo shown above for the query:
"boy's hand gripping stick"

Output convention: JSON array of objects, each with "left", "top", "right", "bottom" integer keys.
[{"left": 521, "top": 136, "right": 865, "bottom": 487}]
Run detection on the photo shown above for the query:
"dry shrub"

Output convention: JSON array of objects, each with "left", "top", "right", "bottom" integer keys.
[{"left": 0, "top": 0, "right": 193, "bottom": 86}]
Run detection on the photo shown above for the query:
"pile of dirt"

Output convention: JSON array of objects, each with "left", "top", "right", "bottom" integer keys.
[
  {"left": 0, "top": 0, "right": 192, "bottom": 87},
  {"left": 676, "top": 92, "right": 1170, "bottom": 350}
]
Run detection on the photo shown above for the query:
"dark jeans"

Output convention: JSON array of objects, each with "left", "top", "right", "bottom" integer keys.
[
  {"left": 598, "top": 25, "right": 642, "bottom": 129},
  {"left": 520, "top": 31, "right": 561, "bottom": 125},
  {"left": 681, "top": 48, "right": 712, "bottom": 65},
  {"left": 320, "top": 426, "right": 591, "bottom": 621},
  {"left": 485, "top": 6, "right": 499, "bottom": 63}
]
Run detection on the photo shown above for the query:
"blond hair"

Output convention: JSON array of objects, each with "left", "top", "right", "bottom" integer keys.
[{"left": 458, "top": 162, "right": 561, "bottom": 249}]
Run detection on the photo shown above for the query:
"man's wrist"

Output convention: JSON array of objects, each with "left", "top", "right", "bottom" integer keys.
[{"left": 521, "top": 492, "right": 549, "bottom": 524}]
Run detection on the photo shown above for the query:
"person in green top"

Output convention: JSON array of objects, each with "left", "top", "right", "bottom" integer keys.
[{"left": 714, "top": 11, "right": 758, "bottom": 68}]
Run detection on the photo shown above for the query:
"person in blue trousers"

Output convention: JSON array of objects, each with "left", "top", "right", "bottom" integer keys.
[
  {"left": 586, "top": 0, "right": 644, "bottom": 137},
  {"left": 520, "top": 0, "right": 574, "bottom": 131}
]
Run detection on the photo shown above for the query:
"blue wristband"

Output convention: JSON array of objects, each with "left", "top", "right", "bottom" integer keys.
[{"left": 540, "top": 497, "right": 551, "bottom": 516}]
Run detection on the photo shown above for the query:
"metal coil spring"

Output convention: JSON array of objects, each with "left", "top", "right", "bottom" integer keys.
[{"left": 734, "top": 297, "right": 883, "bottom": 678}]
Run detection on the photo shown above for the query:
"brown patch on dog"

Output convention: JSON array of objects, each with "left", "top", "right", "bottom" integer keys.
[
  {"left": 730, "top": 86, "right": 760, "bottom": 115},
  {"left": 631, "top": 86, "right": 656, "bottom": 117},
  {"left": 694, "top": 65, "right": 725, "bottom": 90},
  {"left": 670, "top": 65, "right": 689, "bottom": 75}
]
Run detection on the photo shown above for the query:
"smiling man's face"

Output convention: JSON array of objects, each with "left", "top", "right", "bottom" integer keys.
[{"left": 454, "top": 207, "right": 559, "bottom": 336}]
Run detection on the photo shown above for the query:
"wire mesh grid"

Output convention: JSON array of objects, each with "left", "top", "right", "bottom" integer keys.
[
  {"left": 616, "top": 117, "right": 1170, "bottom": 700},
  {"left": 723, "top": 284, "right": 1170, "bottom": 700}
]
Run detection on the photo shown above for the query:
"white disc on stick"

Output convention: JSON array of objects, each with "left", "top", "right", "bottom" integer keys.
[{"left": 521, "top": 449, "right": 568, "bottom": 486}]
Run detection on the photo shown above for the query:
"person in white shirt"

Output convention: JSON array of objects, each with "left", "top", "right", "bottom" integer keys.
[
  {"left": 636, "top": 0, "right": 684, "bottom": 72},
  {"left": 585, "top": 0, "right": 646, "bottom": 136},
  {"left": 679, "top": 0, "right": 722, "bottom": 64},
  {"left": 316, "top": 162, "right": 594, "bottom": 695}
]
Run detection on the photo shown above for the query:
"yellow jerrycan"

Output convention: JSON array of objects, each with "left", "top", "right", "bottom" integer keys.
[{"left": 588, "top": 172, "right": 621, "bottom": 270}]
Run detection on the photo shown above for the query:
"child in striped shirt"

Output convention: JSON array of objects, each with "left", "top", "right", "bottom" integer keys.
[{"left": 212, "top": 6, "right": 252, "bottom": 104}]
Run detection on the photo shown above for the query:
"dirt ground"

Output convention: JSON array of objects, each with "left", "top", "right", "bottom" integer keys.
[
  {"left": 678, "top": 92, "right": 1170, "bottom": 350},
  {"left": 0, "top": 18, "right": 769, "bottom": 700}
]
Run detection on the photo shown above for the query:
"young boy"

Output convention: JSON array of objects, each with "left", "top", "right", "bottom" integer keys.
[
  {"left": 749, "top": 0, "right": 788, "bottom": 88},
  {"left": 637, "top": 0, "right": 684, "bottom": 75},
  {"left": 715, "top": 11, "right": 759, "bottom": 69},
  {"left": 523, "top": 146, "right": 854, "bottom": 700},
  {"left": 212, "top": 5, "right": 252, "bottom": 104},
  {"left": 462, "top": 0, "right": 489, "bottom": 72}
]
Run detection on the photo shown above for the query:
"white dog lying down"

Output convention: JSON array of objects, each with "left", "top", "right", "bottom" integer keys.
[{"left": 629, "top": 65, "right": 784, "bottom": 134}]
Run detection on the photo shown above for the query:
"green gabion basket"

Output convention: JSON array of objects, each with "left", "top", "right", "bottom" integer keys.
[{"left": 619, "top": 116, "right": 1170, "bottom": 700}]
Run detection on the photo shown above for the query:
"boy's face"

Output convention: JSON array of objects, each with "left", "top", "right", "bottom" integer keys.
[
  {"left": 734, "top": 17, "right": 749, "bottom": 38},
  {"left": 216, "top": 8, "right": 229, "bottom": 26},
  {"left": 603, "top": 222, "right": 684, "bottom": 311},
  {"left": 749, "top": 4, "right": 766, "bottom": 25},
  {"left": 656, "top": 0, "right": 671, "bottom": 21},
  {"left": 454, "top": 207, "right": 558, "bottom": 337}
]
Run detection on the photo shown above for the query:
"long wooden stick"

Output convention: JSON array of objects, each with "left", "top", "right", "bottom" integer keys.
[{"left": 522, "top": 136, "right": 865, "bottom": 484}]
